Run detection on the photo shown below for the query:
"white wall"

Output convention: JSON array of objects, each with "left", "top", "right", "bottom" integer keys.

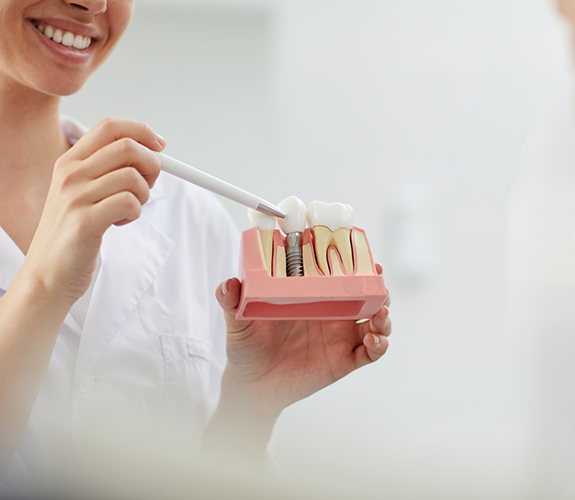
[{"left": 61, "top": 1, "right": 573, "bottom": 498}]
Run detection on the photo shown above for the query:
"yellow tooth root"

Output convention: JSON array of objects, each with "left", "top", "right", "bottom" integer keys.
[
  {"left": 311, "top": 226, "right": 354, "bottom": 276},
  {"left": 332, "top": 228, "right": 353, "bottom": 274},
  {"left": 259, "top": 230, "right": 274, "bottom": 276},
  {"left": 311, "top": 226, "right": 331, "bottom": 275}
]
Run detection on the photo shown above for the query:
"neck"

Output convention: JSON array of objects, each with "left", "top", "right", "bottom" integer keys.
[{"left": 0, "top": 79, "right": 68, "bottom": 194}]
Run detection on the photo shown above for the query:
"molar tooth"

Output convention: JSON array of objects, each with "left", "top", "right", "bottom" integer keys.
[
  {"left": 247, "top": 208, "right": 276, "bottom": 276},
  {"left": 85, "top": 37, "right": 92, "bottom": 48},
  {"left": 52, "top": 29, "right": 63, "bottom": 44},
  {"left": 37, "top": 24, "right": 45, "bottom": 34},
  {"left": 307, "top": 201, "right": 355, "bottom": 275},
  {"left": 73, "top": 34, "right": 84, "bottom": 49},
  {"left": 44, "top": 25, "right": 54, "bottom": 39},
  {"left": 62, "top": 32, "right": 74, "bottom": 47}
]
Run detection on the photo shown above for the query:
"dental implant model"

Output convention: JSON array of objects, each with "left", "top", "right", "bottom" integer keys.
[
  {"left": 277, "top": 196, "right": 307, "bottom": 277},
  {"left": 236, "top": 197, "right": 388, "bottom": 320}
]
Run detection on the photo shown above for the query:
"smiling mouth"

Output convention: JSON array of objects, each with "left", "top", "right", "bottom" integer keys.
[{"left": 31, "top": 21, "right": 92, "bottom": 50}]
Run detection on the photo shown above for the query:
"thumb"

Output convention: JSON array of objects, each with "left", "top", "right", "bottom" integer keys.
[{"left": 215, "top": 278, "right": 254, "bottom": 333}]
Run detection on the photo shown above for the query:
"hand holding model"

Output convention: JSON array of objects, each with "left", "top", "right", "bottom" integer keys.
[{"left": 206, "top": 196, "right": 392, "bottom": 463}]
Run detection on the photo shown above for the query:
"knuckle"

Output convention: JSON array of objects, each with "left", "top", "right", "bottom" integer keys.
[
  {"left": 98, "top": 117, "right": 118, "bottom": 131},
  {"left": 116, "top": 137, "right": 138, "bottom": 155},
  {"left": 120, "top": 191, "right": 141, "bottom": 214},
  {"left": 121, "top": 166, "right": 140, "bottom": 185}
]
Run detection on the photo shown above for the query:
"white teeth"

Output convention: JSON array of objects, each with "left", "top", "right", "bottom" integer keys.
[
  {"left": 307, "top": 201, "right": 355, "bottom": 275},
  {"left": 307, "top": 201, "right": 354, "bottom": 231},
  {"left": 247, "top": 208, "right": 276, "bottom": 231},
  {"left": 36, "top": 23, "right": 92, "bottom": 50},
  {"left": 73, "top": 34, "right": 84, "bottom": 49},
  {"left": 277, "top": 196, "right": 307, "bottom": 235},
  {"left": 53, "top": 29, "right": 63, "bottom": 44},
  {"left": 62, "top": 32, "right": 74, "bottom": 47}
]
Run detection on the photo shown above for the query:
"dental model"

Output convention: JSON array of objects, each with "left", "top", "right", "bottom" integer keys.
[
  {"left": 247, "top": 208, "right": 276, "bottom": 276},
  {"left": 307, "top": 201, "right": 355, "bottom": 275},
  {"left": 277, "top": 196, "right": 307, "bottom": 277},
  {"left": 236, "top": 198, "right": 388, "bottom": 320}
]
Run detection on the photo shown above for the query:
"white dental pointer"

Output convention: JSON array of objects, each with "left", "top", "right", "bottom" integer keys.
[{"left": 155, "top": 152, "right": 285, "bottom": 219}]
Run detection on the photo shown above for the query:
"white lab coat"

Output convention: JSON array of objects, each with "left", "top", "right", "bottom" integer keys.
[{"left": 0, "top": 118, "right": 239, "bottom": 494}]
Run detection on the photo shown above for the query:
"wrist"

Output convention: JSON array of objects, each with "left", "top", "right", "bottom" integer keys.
[{"left": 10, "top": 263, "right": 73, "bottom": 318}]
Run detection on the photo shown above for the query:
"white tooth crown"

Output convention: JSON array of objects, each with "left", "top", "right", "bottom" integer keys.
[
  {"left": 277, "top": 196, "right": 307, "bottom": 234},
  {"left": 247, "top": 208, "right": 276, "bottom": 231},
  {"left": 307, "top": 201, "right": 354, "bottom": 231},
  {"left": 35, "top": 22, "right": 92, "bottom": 50}
]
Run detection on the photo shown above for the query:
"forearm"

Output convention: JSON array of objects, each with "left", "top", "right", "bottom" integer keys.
[
  {"left": 202, "top": 369, "right": 279, "bottom": 469},
  {"left": 0, "top": 265, "right": 70, "bottom": 473}
]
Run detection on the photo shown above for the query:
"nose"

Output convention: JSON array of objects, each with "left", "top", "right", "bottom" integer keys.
[{"left": 64, "top": 0, "right": 107, "bottom": 16}]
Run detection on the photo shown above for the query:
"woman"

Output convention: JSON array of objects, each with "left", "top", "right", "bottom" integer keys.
[{"left": 0, "top": 0, "right": 392, "bottom": 494}]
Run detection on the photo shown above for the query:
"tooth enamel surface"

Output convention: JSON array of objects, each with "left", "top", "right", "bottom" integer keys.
[
  {"left": 37, "top": 23, "right": 92, "bottom": 50},
  {"left": 247, "top": 208, "right": 276, "bottom": 231},
  {"left": 73, "top": 34, "right": 84, "bottom": 49},
  {"left": 62, "top": 32, "right": 74, "bottom": 47},
  {"left": 277, "top": 197, "right": 307, "bottom": 235},
  {"left": 307, "top": 201, "right": 355, "bottom": 275},
  {"left": 307, "top": 201, "right": 354, "bottom": 231}
]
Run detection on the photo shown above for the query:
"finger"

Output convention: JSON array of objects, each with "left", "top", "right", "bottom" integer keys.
[
  {"left": 215, "top": 278, "right": 242, "bottom": 316},
  {"left": 90, "top": 191, "right": 143, "bottom": 233},
  {"left": 82, "top": 138, "right": 162, "bottom": 188},
  {"left": 84, "top": 167, "right": 150, "bottom": 206},
  {"left": 354, "top": 334, "right": 390, "bottom": 367},
  {"left": 357, "top": 306, "right": 391, "bottom": 339},
  {"left": 66, "top": 118, "right": 166, "bottom": 161},
  {"left": 375, "top": 262, "right": 383, "bottom": 275}
]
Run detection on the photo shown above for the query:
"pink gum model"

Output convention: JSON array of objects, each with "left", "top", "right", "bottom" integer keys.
[{"left": 236, "top": 227, "right": 388, "bottom": 320}]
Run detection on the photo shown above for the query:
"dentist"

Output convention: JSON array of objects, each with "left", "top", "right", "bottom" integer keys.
[{"left": 0, "top": 0, "right": 391, "bottom": 493}]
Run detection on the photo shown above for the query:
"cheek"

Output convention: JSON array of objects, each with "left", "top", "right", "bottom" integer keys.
[{"left": 108, "top": 0, "right": 134, "bottom": 39}]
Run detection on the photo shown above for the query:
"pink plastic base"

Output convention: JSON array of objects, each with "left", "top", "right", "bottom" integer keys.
[{"left": 235, "top": 227, "right": 388, "bottom": 320}]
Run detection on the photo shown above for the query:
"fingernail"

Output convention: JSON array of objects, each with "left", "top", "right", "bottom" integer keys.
[
  {"left": 222, "top": 279, "right": 230, "bottom": 296},
  {"left": 155, "top": 133, "right": 167, "bottom": 148},
  {"left": 372, "top": 334, "right": 381, "bottom": 345},
  {"left": 383, "top": 306, "right": 389, "bottom": 318}
]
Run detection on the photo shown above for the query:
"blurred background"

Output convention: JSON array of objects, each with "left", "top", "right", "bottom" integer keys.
[{"left": 61, "top": 0, "right": 575, "bottom": 498}]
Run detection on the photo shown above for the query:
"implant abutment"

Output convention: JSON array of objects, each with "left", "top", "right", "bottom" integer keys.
[{"left": 285, "top": 232, "right": 303, "bottom": 277}]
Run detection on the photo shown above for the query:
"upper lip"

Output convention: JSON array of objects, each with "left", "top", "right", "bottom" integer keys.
[{"left": 29, "top": 17, "right": 100, "bottom": 40}]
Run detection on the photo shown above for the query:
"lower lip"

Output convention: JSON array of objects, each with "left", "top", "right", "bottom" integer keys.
[{"left": 27, "top": 19, "right": 93, "bottom": 65}]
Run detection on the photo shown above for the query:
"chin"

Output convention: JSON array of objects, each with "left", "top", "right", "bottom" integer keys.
[{"left": 29, "top": 75, "right": 87, "bottom": 97}]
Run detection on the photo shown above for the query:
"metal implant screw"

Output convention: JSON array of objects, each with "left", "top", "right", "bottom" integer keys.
[{"left": 285, "top": 232, "right": 303, "bottom": 277}]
